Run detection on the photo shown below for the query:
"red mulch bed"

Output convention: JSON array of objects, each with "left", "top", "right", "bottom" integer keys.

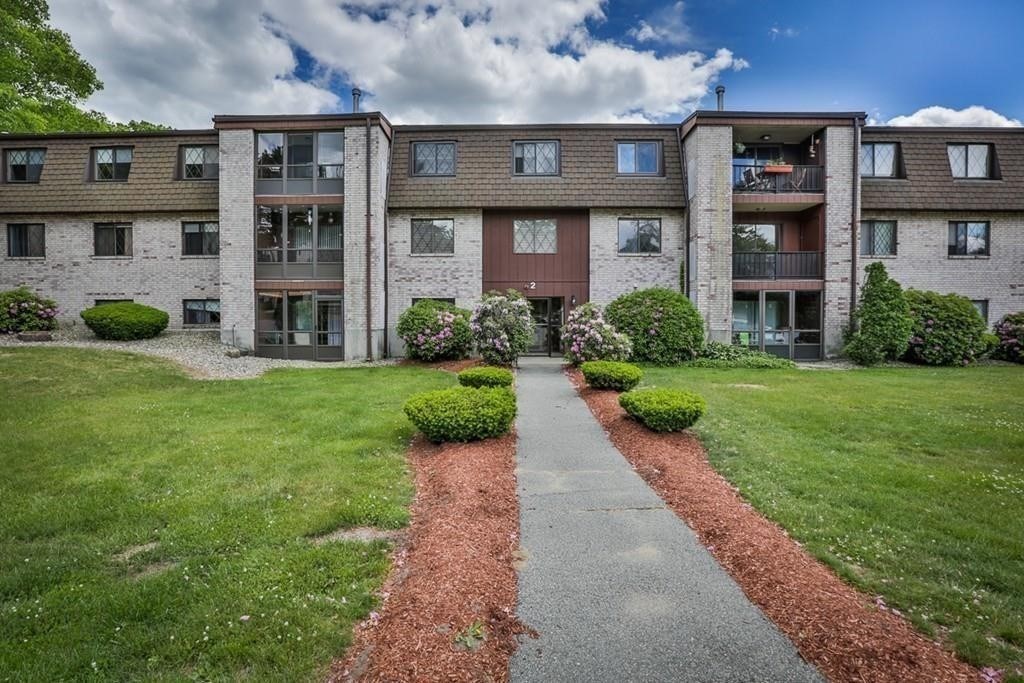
[
  {"left": 328, "top": 432, "right": 526, "bottom": 682},
  {"left": 568, "top": 368, "right": 982, "bottom": 683}
]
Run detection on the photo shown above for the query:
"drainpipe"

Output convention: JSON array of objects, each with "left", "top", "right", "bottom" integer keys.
[
  {"left": 365, "top": 116, "right": 373, "bottom": 361},
  {"left": 677, "top": 125, "right": 690, "bottom": 297},
  {"left": 850, "top": 116, "right": 861, "bottom": 329},
  {"left": 382, "top": 127, "right": 394, "bottom": 358}
]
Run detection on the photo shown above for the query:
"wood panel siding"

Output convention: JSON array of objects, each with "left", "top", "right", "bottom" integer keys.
[{"left": 482, "top": 209, "right": 589, "bottom": 305}]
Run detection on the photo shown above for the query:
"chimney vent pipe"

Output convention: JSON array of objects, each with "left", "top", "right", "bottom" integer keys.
[
  {"left": 715, "top": 85, "right": 725, "bottom": 111},
  {"left": 352, "top": 87, "right": 362, "bottom": 113}
]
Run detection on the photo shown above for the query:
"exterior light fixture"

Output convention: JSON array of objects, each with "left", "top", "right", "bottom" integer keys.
[{"left": 760, "top": 134, "right": 772, "bottom": 141}]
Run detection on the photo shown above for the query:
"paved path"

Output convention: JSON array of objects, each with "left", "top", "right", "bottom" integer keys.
[{"left": 510, "top": 357, "right": 821, "bottom": 683}]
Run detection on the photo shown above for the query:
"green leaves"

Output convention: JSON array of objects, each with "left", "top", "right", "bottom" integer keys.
[
  {"left": 845, "top": 262, "right": 913, "bottom": 366},
  {"left": 403, "top": 386, "right": 516, "bottom": 443},
  {"left": 580, "top": 360, "right": 642, "bottom": 391},
  {"left": 619, "top": 387, "right": 706, "bottom": 432},
  {"left": 80, "top": 302, "right": 169, "bottom": 340},
  {"left": 605, "top": 287, "right": 704, "bottom": 365}
]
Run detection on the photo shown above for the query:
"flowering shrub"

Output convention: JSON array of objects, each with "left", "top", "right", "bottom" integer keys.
[
  {"left": 993, "top": 312, "right": 1024, "bottom": 363},
  {"left": 844, "top": 262, "right": 913, "bottom": 366},
  {"left": 0, "top": 287, "right": 59, "bottom": 333},
  {"left": 903, "top": 290, "right": 988, "bottom": 366},
  {"left": 560, "top": 303, "right": 631, "bottom": 365},
  {"left": 470, "top": 290, "right": 534, "bottom": 366},
  {"left": 605, "top": 288, "right": 704, "bottom": 364},
  {"left": 397, "top": 299, "right": 472, "bottom": 361}
]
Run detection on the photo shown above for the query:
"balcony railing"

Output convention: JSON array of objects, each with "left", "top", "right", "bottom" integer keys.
[
  {"left": 733, "top": 251, "right": 822, "bottom": 279},
  {"left": 733, "top": 164, "right": 824, "bottom": 193}
]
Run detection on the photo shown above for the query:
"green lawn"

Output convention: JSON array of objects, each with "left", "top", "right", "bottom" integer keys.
[
  {"left": 643, "top": 363, "right": 1024, "bottom": 676},
  {"left": 0, "top": 348, "right": 452, "bottom": 681}
]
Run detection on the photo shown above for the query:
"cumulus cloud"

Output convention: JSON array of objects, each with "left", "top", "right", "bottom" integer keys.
[
  {"left": 627, "top": 1, "right": 691, "bottom": 47},
  {"left": 886, "top": 105, "right": 1022, "bottom": 127},
  {"left": 48, "top": 0, "right": 747, "bottom": 127}
]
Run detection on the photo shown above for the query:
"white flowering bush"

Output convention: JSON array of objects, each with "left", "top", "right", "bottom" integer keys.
[
  {"left": 470, "top": 290, "right": 534, "bottom": 365},
  {"left": 560, "top": 303, "right": 632, "bottom": 365}
]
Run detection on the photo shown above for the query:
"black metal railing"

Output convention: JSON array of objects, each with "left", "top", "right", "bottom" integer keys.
[
  {"left": 733, "top": 252, "right": 822, "bottom": 279},
  {"left": 732, "top": 164, "right": 824, "bottom": 193}
]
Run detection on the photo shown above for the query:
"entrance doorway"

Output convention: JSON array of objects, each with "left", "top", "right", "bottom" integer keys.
[
  {"left": 527, "top": 297, "right": 563, "bottom": 356},
  {"left": 731, "top": 290, "right": 822, "bottom": 360},
  {"left": 256, "top": 289, "right": 344, "bottom": 360}
]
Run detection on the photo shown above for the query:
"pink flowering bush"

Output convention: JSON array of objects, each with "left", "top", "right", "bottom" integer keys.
[
  {"left": 0, "top": 287, "right": 59, "bottom": 333},
  {"left": 903, "top": 289, "right": 988, "bottom": 366},
  {"left": 605, "top": 287, "right": 704, "bottom": 364},
  {"left": 560, "top": 303, "right": 631, "bottom": 365},
  {"left": 993, "top": 312, "right": 1024, "bottom": 363},
  {"left": 396, "top": 299, "right": 472, "bottom": 361},
  {"left": 470, "top": 290, "right": 534, "bottom": 365}
]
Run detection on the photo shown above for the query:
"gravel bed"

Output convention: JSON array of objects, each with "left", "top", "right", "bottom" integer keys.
[{"left": 0, "top": 325, "right": 397, "bottom": 379}]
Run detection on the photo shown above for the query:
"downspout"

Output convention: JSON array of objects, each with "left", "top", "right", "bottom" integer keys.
[
  {"left": 850, "top": 116, "right": 861, "bottom": 329},
  {"left": 382, "top": 128, "right": 394, "bottom": 358},
  {"left": 677, "top": 125, "right": 690, "bottom": 297},
  {"left": 365, "top": 116, "right": 373, "bottom": 361}
]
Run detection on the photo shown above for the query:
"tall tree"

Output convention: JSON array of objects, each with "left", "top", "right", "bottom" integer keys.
[{"left": 0, "top": 0, "right": 167, "bottom": 132}]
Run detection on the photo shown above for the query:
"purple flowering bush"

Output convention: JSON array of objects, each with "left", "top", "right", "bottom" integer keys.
[
  {"left": 0, "top": 287, "right": 59, "bottom": 333},
  {"left": 993, "top": 312, "right": 1024, "bottom": 363},
  {"left": 605, "top": 288, "right": 704, "bottom": 364},
  {"left": 397, "top": 299, "right": 473, "bottom": 361},
  {"left": 470, "top": 290, "right": 534, "bottom": 365},
  {"left": 560, "top": 303, "right": 631, "bottom": 365},
  {"left": 903, "top": 289, "right": 988, "bottom": 366}
]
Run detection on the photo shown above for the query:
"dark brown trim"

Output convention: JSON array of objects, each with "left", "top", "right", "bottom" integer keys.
[
  {"left": 850, "top": 116, "right": 861, "bottom": 328},
  {"left": 395, "top": 123, "right": 680, "bottom": 132},
  {"left": 255, "top": 279, "right": 344, "bottom": 289},
  {"left": 0, "top": 130, "right": 215, "bottom": 141},
  {"left": 253, "top": 195, "right": 344, "bottom": 205}
]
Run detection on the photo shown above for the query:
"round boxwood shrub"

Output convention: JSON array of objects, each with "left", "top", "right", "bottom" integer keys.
[
  {"left": 993, "top": 312, "right": 1024, "bottom": 363},
  {"left": 580, "top": 360, "right": 642, "bottom": 391},
  {"left": 458, "top": 366, "right": 514, "bottom": 388},
  {"left": 619, "top": 388, "right": 706, "bottom": 433},
  {"left": 844, "top": 262, "right": 913, "bottom": 366},
  {"left": 80, "top": 302, "right": 169, "bottom": 340},
  {"left": 560, "top": 303, "right": 632, "bottom": 365},
  {"left": 605, "top": 288, "right": 704, "bottom": 365},
  {"left": 403, "top": 386, "right": 516, "bottom": 443},
  {"left": 0, "top": 287, "right": 59, "bottom": 333},
  {"left": 397, "top": 299, "right": 473, "bottom": 361},
  {"left": 470, "top": 290, "right": 534, "bottom": 366},
  {"left": 903, "top": 290, "right": 988, "bottom": 366}
]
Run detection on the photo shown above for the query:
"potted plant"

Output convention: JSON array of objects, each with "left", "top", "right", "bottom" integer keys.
[{"left": 763, "top": 158, "right": 793, "bottom": 173}]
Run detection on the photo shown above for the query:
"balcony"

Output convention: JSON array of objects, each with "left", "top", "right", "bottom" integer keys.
[
  {"left": 733, "top": 164, "right": 823, "bottom": 194},
  {"left": 733, "top": 251, "right": 822, "bottom": 280}
]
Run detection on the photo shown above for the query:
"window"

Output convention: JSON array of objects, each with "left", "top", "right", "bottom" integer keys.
[
  {"left": 287, "top": 205, "right": 314, "bottom": 263},
  {"left": 860, "top": 143, "right": 898, "bottom": 177},
  {"left": 257, "top": 133, "right": 284, "bottom": 178},
  {"left": 317, "top": 132, "right": 344, "bottom": 179},
  {"left": 411, "top": 218, "right": 455, "bottom": 254},
  {"left": 182, "top": 221, "right": 219, "bottom": 256},
  {"left": 257, "top": 292, "right": 284, "bottom": 345},
  {"left": 732, "top": 224, "right": 778, "bottom": 252},
  {"left": 513, "top": 141, "right": 559, "bottom": 175},
  {"left": 95, "top": 299, "right": 132, "bottom": 306},
  {"left": 948, "top": 221, "right": 990, "bottom": 256},
  {"left": 181, "top": 145, "right": 218, "bottom": 179},
  {"left": 513, "top": 219, "right": 557, "bottom": 253},
  {"left": 617, "top": 141, "right": 661, "bottom": 175},
  {"left": 256, "top": 205, "right": 284, "bottom": 262},
  {"left": 617, "top": 218, "right": 661, "bottom": 254},
  {"left": 947, "top": 144, "right": 993, "bottom": 178},
  {"left": 287, "top": 133, "right": 314, "bottom": 179},
  {"left": 971, "top": 300, "right": 989, "bottom": 323},
  {"left": 412, "top": 298, "right": 456, "bottom": 305},
  {"left": 258, "top": 204, "right": 342, "bottom": 267},
  {"left": 93, "top": 147, "right": 133, "bottom": 181},
  {"left": 183, "top": 299, "right": 220, "bottom": 326},
  {"left": 7, "top": 224, "right": 45, "bottom": 257},
  {"left": 412, "top": 142, "right": 456, "bottom": 176},
  {"left": 94, "top": 223, "right": 132, "bottom": 256},
  {"left": 860, "top": 220, "right": 897, "bottom": 256},
  {"left": 317, "top": 205, "right": 343, "bottom": 262},
  {"left": 5, "top": 149, "right": 45, "bottom": 182}
]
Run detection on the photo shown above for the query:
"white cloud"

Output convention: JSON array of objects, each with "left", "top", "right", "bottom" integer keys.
[
  {"left": 627, "top": 1, "right": 691, "bottom": 47},
  {"left": 885, "top": 105, "right": 1022, "bottom": 127},
  {"left": 768, "top": 26, "right": 798, "bottom": 41},
  {"left": 47, "top": 0, "right": 747, "bottom": 127}
]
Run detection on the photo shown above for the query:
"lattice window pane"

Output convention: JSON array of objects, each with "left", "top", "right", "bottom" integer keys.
[
  {"left": 435, "top": 143, "right": 455, "bottom": 174},
  {"left": 535, "top": 142, "right": 557, "bottom": 174},
  {"left": 413, "top": 144, "right": 436, "bottom": 174},
  {"left": 966, "top": 222, "right": 988, "bottom": 254},
  {"left": 859, "top": 144, "right": 874, "bottom": 176},
  {"left": 184, "top": 146, "right": 205, "bottom": 178},
  {"left": 9, "top": 150, "right": 27, "bottom": 166},
  {"left": 947, "top": 145, "right": 967, "bottom": 177},
  {"left": 873, "top": 221, "right": 895, "bottom": 255},
  {"left": 514, "top": 219, "right": 557, "bottom": 253},
  {"left": 967, "top": 145, "right": 990, "bottom": 178},
  {"left": 874, "top": 144, "right": 896, "bottom": 176},
  {"left": 411, "top": 219, "right": 455, "bottom": 254}
]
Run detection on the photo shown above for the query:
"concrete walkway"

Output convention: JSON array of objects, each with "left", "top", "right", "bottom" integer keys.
[{"left": 510, "top": 357, "right": 821, "bottom": 683}]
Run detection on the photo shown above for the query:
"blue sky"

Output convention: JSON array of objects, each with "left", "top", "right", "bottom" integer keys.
[{"left": 50, "top": 0, "right": 1024, "bottom": 128}]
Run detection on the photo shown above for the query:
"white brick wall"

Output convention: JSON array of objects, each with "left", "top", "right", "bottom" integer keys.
[
  {"left": 589, "top": 208, "right": 684, "bottom": 304},
  {"left": 217, "top": 129, "right": 255, "bottom": 349},
  {"left": 859, "top": 211, "right": 1024, "bottom": 324},
  {"left": 386, "top": 209, "right": 483, "bottom": 354},
  {"left": 1, "top": 213, "right": 219, "bottom": 329},
  {"left": 823, "top": 125, "right": 857, "bottom": 355}
]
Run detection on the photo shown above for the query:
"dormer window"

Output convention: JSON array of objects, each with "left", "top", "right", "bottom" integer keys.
[
  {"left": 5, "top": 148, "right": 46, "bottom": 183},
  {"left": 93, "top": 146, "right": 133, "bottom": 182},
  {"left": 947, "top": 143, "right": 993, "bottom": 179},
  {"left": 513, "top": 141, "right": 559, "bottom": 176},
  {"left": 860, "top": 143, "right": 898, "bottom": 177},
  {"left": 181, "top": 145, "right": 219, "bottom": 179},
  {"left": 412, "top": 141, "right": 455, "bottom": 176}
]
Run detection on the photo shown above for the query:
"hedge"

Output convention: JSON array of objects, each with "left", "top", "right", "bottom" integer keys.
[
  {"left": 403, "top": 386, "right": 516, "bottom": 443},
  {"left": 80, "top": 302, "right": 168, "bottom": 340},
  {"left": 619, "top": 388, "right": 706, "bottom": 432},
  {"left": 687, "top": 341, "right": 796, "bottom": 369},
  {"left": 458, "top": 366, "right": 514, "bottom": 388},
  {"left": 605, "top": 288, "right": 704, "bottom": 364},
  {"left": 993, "top": 312, "right": 1024, "bottom": 363},
  {"left": 579, "top": 360, "right": 642, "bottom": 391},
  {"left": 903, "top": 290, "right": 988, "bottom": 366}
]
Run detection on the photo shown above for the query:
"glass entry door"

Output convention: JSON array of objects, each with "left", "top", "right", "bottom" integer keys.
[
  {"left": 527, "top": 297, "right": 563, "bottom": 356},
  {"left": 732, "top": 290, "right": 821, "bottom": 360}
]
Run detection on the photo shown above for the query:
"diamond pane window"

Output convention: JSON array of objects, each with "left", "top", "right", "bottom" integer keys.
[
  {"left": 182, "top": 145, "right": 218, "bottom": 179},
  {"left": 948, "top": 144, "right": 992, "bottom": 178},
  {"left": 617, "top": 218, "right": 662, "bottom": 254},
  {"left": 184, "top": 299, "right": 221, "bottom": 325},
  {"left": 948, "top": 221, "right": 990, "bottom": 256},
  {"left": 94, "top": 223, "right": 132, "bottom": 256},
  {"left": 513, "top": 141, "right": 559, "bottom": 175},
  {"left": 860, "top": 143, "right": 897, "bottom": 177},
  {"left": 6, "top": 148, "right": 46, "bottom": 182},
  {"left": 94, "top": 147, "right": 132, "bottom": 181},
  {"left": 411, "top": 219, "right": 455, "bottom": 254},
  {"left": 617, "top": 141, "right": 661, "bottom": 174},
  {"left": 860, "top": 220, "right": 896, "bottom": 256},
  {"left": 182, "top": 221, "right": 219, "bottom": 256},
  {"left": 412, "top": 142, "right": 456, "bottom": 175},
  {"left": 967, "top": 144, "right": 990, "bottom": 178},
  {"left": 513, "top": 219, "right": 557, "bottom": 253}
]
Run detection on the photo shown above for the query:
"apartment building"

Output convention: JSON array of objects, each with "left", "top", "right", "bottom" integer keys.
[{"left": 2, "top": 93, "right": 1021, "bottom": 361}]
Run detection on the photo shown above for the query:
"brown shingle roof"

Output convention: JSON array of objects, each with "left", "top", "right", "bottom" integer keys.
[
  {"left": 861, "top": 127, "right": 1024, "bottom": 211},
  {"left": 388, "top": 126, "right": 684, "bottom": 209},
  {"left": 0, "top": 132, "right": 219, "bottom": 214}
]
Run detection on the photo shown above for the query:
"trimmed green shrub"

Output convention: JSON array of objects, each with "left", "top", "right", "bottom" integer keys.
[
  {"left": 458, "top": 366, "right": 514, "bottom": 388},
  {"left": 619, "top": 388, "right": 706, "bottom": 432},
  {"left": 580, "top": 360, "right": 642, "bottom": 391},
  {"left": 844, "top": 262, "right": 913, "bottom": 366},
  {"left": 993, "top": 312, "right": 1024, "bottom": 363},
  {"left": 80, "top": 302, "right": 168, "bottom": 340},
  {"left": 470, "top": 290, "right": 534, "bottom": 366},
  {"left": 980, "top": 332, "right": 1001, "bottom": 358},
  {"left": 403, "top": 386, "right": 516, "bottom": 443},
  {"left": 688, "top": 341, "right": 796, "bottom": 369},
  {"left": 903, "top": 290, "right": 988, "bottom": 366},
  {"left": 560, "top": 303, "right": 631, "bottom": 365},
  {"left": 397, "top": 299, "right": 473, "bottom": 361},
  {"left": 605, "top": 288, "right": 704, "bottom": 364},
  {"left": 0, "top": 287, "right": 59, "bottom": 333}
]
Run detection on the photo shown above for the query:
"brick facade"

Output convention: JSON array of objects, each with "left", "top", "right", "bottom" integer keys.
[
  {"left": 589, "top": 209, "right": 685, "bottom": 304},
  {"left": 217, "top": 129, "right": 255, "bottom": 349},
  {"left": 823, "top": 125, "right": 858, "bottom": 355}
]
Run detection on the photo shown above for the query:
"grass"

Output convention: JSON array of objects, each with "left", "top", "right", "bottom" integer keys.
[
  {"left": 642, "top": 363, "right": 1024, "bottom": 677},
  {"left": 0, "top": 347, "right": 452, "bottom": 681}
]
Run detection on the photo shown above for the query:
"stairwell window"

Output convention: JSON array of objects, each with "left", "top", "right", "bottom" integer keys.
[
  {"left": 7, "top": 224, "right": 45, "bottom": 257},
  {"left": 93, "top": 147, "right": 133, "bottom": 181},
  {"left": 860, "top": 143, "right": 898, "bottom": 177},
  {"left": 94, "top": 223, "right": 132, "bottom": 257},
  {"left": 948, "top": 221, "right": 990, "bottom": 256},
  {"left": 617, "top": 218, "right": 662, "bottom": 254},
  {"left": 513, "top": 219, "right": 557, "bottom": 253},
  {"left": 5, "top": 148, "right": 46, "bottom": 183},
  {"left": 513, "top": 141, "right": 559, "bottom": 176},
  {"left": 947, "top": 144, "right": 993, "bottom": 179},
  {"left": 412, "top": 141, "right": 456, "bottom": 176},
  {"left": 860, "top": 221, "right": 897, "bottom": 256}
]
